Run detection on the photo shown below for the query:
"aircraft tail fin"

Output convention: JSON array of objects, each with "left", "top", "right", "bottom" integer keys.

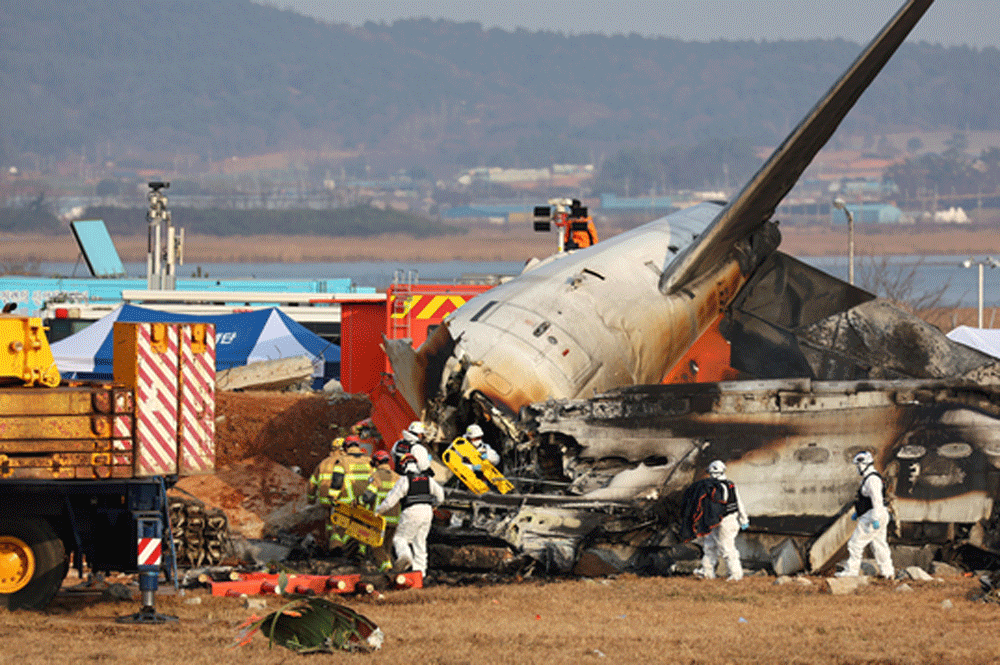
[{"left": 660, "top": 0, "right": 934, "bottom": 295}]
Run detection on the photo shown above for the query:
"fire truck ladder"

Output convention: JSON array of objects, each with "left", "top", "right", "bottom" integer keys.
[{"left": 390, "top": 270, "right": 419, "bottom": 340}]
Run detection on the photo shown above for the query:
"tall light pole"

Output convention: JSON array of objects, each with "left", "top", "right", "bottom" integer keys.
[
  {"left": 833, "top": 197, "right": 855, "bottom": 285},
  {"left": 961, "top": 257, "right": 1000, "bottom": 328}
]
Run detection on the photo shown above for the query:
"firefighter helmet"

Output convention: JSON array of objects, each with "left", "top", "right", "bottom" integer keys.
[
  {"left": 400, "top": 453, "right": 419, "bottom": 474},
  {"left": 344, "top": 435, "right": 362, "bottom": 450},
  {"left": 372, "top": 450, "right": 391, "bottom": 466},
  {"left": 707, "top": 460, "right": 726, "bottom": 478},
  {"left": 331, "top": 437, "right": 345, "bottom": 450},
  {"left": 464, "top": 424, "right": 484, "bottom": 441}
]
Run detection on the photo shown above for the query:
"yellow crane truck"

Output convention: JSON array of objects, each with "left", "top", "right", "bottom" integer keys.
[{"left": 0, "top": 315, "right": 215, "bottom": 621}]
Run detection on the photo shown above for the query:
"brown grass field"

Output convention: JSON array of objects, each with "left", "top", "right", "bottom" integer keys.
[
  {"left": 2, "top": 575, "right": 998, "bottom": 664},
  {"left": 2, "top": 224, "right": 998, "bottom": 265}
]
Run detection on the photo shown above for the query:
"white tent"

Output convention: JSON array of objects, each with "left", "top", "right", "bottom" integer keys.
[{"left": 946, "top": 326, "right": 1000, "bottom": 360}]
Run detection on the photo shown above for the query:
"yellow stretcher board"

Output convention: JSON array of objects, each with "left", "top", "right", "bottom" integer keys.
[
  {"left": 331, "top": 503, "right": 385, "bottom": 548},
  {"left": 442, "top": 437, "right": 514, "bottom": 494}
]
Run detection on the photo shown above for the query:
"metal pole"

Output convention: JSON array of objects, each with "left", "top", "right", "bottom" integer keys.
[
  {"left": 848, "top": 209, "right": 855, "bottom": 286},
  {"left": 979, "top": 262, "right": 985, "bottom": 328}
]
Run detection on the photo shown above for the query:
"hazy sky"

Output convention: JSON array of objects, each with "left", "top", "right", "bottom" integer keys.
[{"left": 267, "top": 1, "right": 998, "bottom": 49}]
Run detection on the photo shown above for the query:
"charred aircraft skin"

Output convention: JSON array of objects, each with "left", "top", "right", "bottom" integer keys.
[
  {"left": 523, "top": 379, "right": 1000, "bottom": 535},
  {"left": 432, "top": 378, "right": 1000, "bottom": 575}
]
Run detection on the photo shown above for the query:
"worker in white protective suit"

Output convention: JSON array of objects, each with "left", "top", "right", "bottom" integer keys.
[
  {"left": 463, "top": 424, "right": 500, "bottom": 467},
  {"left": 836, "top": 451, "right": 894, "bottom": 579},
  {"left": 375, "top": 453, "right": 444, "bottom": 575},
  {"left": 695, "top": 460, "right": 749, "bottom": 581},
  {"left": 391, "top": 420, "right": 433, "bottom": 476}
]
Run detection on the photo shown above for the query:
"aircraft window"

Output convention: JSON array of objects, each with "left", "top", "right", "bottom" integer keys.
[
  {"left": 896, "top": 445, "right": 926, "bottom": 459},
  {"left": 938, "top": 442, "right": 972, "bottom": 459},
  {"left": 547, "top": 336, "right": 558, "bottom": 345},
  {"left": 532, "top": 321, "right": 550, "bottom": 337},
  {"left": 747, "top": 450, "right": 779, "bottom": 466},
  {"left": 794, "top": 446, "right": 830, "bottom": 464},
  {"left": 470, "top": 300, "right": 498, "bottom": 322}
]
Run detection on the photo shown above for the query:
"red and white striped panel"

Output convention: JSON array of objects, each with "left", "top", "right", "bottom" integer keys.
[
  {"left": 178, "top": 323, "right": 216, "bottom": 474},
  {"left": 137, "top": 537, "right": 162, "bottom": 567},
  {"left": 133, "top": 323, "right": 180, "bottom": 477}
]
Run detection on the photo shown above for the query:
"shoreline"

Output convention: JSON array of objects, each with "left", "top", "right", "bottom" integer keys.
[{"left": 1, "top": 225, "right": 997, "bottom": 265}]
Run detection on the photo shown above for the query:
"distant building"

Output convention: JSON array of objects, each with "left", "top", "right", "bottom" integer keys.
[{"left": 829, "top": 203, "right": 904, "bottom": 225}]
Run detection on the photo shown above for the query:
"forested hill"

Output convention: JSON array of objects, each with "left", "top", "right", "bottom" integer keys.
[{"left": 3, "top": 0, "right": 999, "bottom": 172}]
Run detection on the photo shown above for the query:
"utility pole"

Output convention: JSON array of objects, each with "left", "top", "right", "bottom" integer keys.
[{"left": 146, "top": 181, "right": 183, "bottom": 290}]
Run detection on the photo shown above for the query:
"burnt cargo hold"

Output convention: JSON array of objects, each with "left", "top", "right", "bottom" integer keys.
[{"left": 433, "top": 378, "right": 1000, "bottom": 575}]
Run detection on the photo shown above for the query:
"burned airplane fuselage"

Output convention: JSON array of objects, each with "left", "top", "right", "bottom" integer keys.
[
  {"left": 448, "top": 378, "right": 1000, "bottom": 575},
  {"left": 523, "top": 379, "right": 1000, "bottom": 536}
]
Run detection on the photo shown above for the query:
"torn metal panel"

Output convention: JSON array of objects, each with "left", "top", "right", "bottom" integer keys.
[
  {"left": 727, "top": 252, "right": 998, "bottom": 382},
  {"left": 798, "top": 300, "right": 995, "bottom": 380}
]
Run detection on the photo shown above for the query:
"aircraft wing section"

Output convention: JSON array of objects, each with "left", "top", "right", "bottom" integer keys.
[
  {"left": 726, "top": 251, "right": 996, "bottom": 381},
  {"left": 660, "top": 0, "right": 934, "bottom": 295}
]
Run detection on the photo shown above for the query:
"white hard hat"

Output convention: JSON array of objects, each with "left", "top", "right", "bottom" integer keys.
[
  {"left": 407, "top": 421, "right": 426, "bottom": 437},
  {"left": 852, "top": 451, "right": 874, "bottom": 472},
  {"left": 465, "top": 424, "right": 484, "bottom": 440},
  {"left": 707, "top": 460, "right": 726, "bottom": 478}
]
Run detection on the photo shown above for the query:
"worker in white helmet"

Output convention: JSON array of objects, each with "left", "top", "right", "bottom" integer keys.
[
  {"left": 463, "top": 423, "right": 500, "bottom": 468},
  {"left": 836, "top": 451, "right": 894, "bottom": 579},
  {"left": 391, "top": 420, "right": 433, "bottom": 476},
  {"left": 375, "top": 453, "right": 444, "bottom": 575},
  {"left": 694, "top": 460, "right": 749, "bottom": 581}
]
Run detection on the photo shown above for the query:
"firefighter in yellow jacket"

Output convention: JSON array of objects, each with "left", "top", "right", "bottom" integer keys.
[
  {"left": 329, "top": 436, "right": 374, "bottom": 557},
  {"left": 359, "top": 449, "right": 400, "bottom": 572},
  {"left": 307, "top": 437, "right": 345, "bottom": 552}
]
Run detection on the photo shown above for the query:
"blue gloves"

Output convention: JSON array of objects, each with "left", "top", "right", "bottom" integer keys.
[
  {"left": 740, "top": 522, "right": 749, "bottom": 531},
  {"left": 851, "top": 512, "right": 858, "bottom": 521},
  {"left": 872, "top": 520, "right": 880, "bottom": 530},
  {"left": 472, "top": 464, "right": 482, "bottom": 471}
]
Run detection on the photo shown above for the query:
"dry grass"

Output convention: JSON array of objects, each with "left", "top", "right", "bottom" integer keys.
[
  {"left": 2, "top": 575, "right": 998, "bottom": 664},
  {"left": 3, "top": 225, "right": 999, "bottom": 266}
]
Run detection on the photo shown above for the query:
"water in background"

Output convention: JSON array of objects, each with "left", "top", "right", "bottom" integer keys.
[
  {"left": 37, "top": 260, "right": 526, "bottom": 291},
  {"left": 36, "top": 254, "right": 999, "bottom": 308}
]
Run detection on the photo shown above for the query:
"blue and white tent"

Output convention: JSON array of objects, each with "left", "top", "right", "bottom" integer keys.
[{"left": 50, "top": 304, "right": 340, "bottom": 387}]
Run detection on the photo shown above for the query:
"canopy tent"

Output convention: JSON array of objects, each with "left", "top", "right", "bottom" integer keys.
[
  {"left": 50, "top": 304, "right": 339, "bottom": 387},
  {"left": 946, "top": 326, "right": 1000, "bottom": 360}
]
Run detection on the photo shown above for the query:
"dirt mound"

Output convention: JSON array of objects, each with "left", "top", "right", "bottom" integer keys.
[
  {"left": 171, "top": 391, "right": 372, "bottom": 540},
  {"left": 215, "top": 391, "right": 372, "bottom": 475}
]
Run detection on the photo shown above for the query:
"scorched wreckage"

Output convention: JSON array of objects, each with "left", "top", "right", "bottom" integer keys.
[{"left": 385, "top": 0, "right": 1000, "bottom": 575}]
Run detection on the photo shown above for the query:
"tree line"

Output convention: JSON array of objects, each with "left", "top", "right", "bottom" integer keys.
[{"left": 4, "top": 1, "right": 1000, "bottom": 176}]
